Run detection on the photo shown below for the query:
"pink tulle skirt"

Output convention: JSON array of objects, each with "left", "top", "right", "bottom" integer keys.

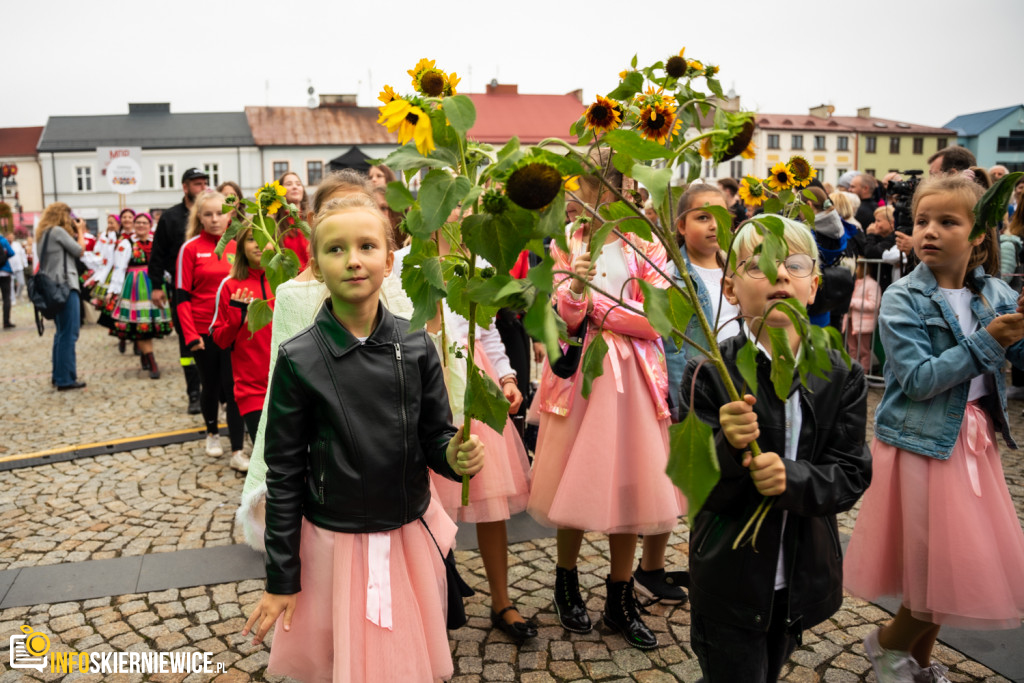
[
  {"left": 267, "top": 498, "right": 458, "bottom": 682},
  {"left": 844, "top": 402, "right": 1024, "bottom": 630},
  {"left": 528, "top": 334, "right": 684, "bottom": 535},
  {"left": 431, "top": 349, "right": 531, "bottom": 524}
]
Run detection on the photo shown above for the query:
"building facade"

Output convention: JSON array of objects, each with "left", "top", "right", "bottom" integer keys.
[
  {"left": 0, "top": 126, "right": 45, "bottom": 231},
  {"left": 945, "top": 105, "right": 1024, "bottom": 171}
]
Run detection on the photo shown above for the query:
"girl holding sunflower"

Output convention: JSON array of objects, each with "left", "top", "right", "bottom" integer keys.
[{"left": 529, "top": 149, "right": 685, "bottom": 651}]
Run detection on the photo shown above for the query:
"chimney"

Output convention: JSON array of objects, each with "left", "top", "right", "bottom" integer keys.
[
  {"left": 809, "top": 104, "right": 831, "bottom": 119},
  {"left": 485, "top": 82, "right": 518, "bottom": 95},
  {"left": 567, "top": 88, "right": 583, "bottom": 103},
  {"left": 128, "top": 103, "right": 171, "bottom": 114},
  {"left": 856, "top": 107, "right": 872, "bottom": 118},
  {"left": 318, "top": 94, "right": 359, "bottom": 108}
]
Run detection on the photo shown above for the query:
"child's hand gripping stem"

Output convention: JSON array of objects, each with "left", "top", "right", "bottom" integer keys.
[{"left": 447, "top": 424, "right": 485, "bottom": 480}]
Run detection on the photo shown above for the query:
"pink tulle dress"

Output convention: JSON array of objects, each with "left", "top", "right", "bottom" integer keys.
[
  {"left": 528, "top": 236, "right": 684, "bottom": 535},
  {"left": 845, "top": 401, "right": 1024, "bottom": 630},
  {"left": 267, "top": 497, "right": 458, "bottom": 682}
]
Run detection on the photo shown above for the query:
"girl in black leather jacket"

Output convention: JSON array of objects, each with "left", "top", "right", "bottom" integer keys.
[{"left": 242, "top": 195, "right": 485, "bottom": 682}]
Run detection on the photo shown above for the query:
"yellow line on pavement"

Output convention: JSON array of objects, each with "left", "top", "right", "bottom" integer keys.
[{"left": 0, "top": 424, "right": 227, "bottom": 464}]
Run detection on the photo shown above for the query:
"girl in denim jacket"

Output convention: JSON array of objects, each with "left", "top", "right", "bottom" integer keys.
[{"left": 845, "top": 175, "right": 1024, "bottom": 683}]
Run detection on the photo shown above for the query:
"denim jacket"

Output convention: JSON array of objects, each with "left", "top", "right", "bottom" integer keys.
[
  {"left": 664, "top": 246, "right": 715, "bottom": 405},
  {"left": 874, "top": 263, "right": 1024, "bottom": 459}
]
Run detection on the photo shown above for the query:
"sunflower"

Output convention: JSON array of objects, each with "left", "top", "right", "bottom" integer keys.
[
  {"left": 699, "top": 136, "right": 714, "bottom": 160},
  {"left": 378, "top": 98, "right": 435, "bottom": 155},
  {"left": 665, "top": 48, "right": 687, "bottom": 78},
  {"left": 738, "top": 177, "right": 766, "bottom": 207},
  {"left": 505, "top": 162, "right": 563, "bottom": 210},
  {"left": 413, "top": 67, "right": 447, "bottom": 97},
  {"left": 563, "top": 175, "right": 580, "bottom": 192},
  {"left": 765, "top": 162, "right": 795, "bottom": 192},
  {"left": 706, "top": 64, "right": 720, "bottom": 76},
  {"left": 787, "top": 156, "right": 817, "bottom": 188},
  {"left": 720, "top": 119, "right": 756, "bottom": 162},
  {"left": 378, "top": 84, "right": 398, "bottom": 105},
  {"left": 258, "top": 180, "right": 288, "bottom": 215},
  {"left": 583, "top": 95, "right": 623, "bottom": 134},
  {"left": 444, "top": 72, "right": 460, "bottom": 96},
  {"left": 687, "top": 59, "right": 704, "bottom": 74},
  {"left": 407, "top": 58, "right": 436, "bottom": 88},
  {"left": 637, "top": 103, "right": 680, "bottom": 145},
  {"left": 741, "top": 141, "right": 757, "bottom": 159}
]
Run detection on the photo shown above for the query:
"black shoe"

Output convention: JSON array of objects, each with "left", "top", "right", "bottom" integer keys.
[
  {"left": 554, "top": 566, "right": 592, "bottom": 633},
  {"left": 141, "top": 353, "right": 151, "bottom": 371},
  {"left": 3, "top": 322, "right": 15, "bottom": 329},
  {"left": 490, "top": 605, "right": 538, "bottom": 642},
  {"left": 187, "top": 393, "right": 201, "bottom": 415},
  {"left": 118, "top": 339, "right": 126, "bottom": 354},
  {"left": 633, "top": 563, "right": 689, "bottom": 606},
  {"left": 146, "top": 353, "right": 160, "bottom": 380},
  {"left": 57, "top": 381, "right": 87, "bottom": 391},
  {"left": 603, "top": 576, "right": 658, "bottom": 650}
]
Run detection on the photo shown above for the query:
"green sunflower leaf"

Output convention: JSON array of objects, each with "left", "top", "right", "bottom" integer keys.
[
  {"left": 523, "top": 294, "right": 565, "bottom": 360},
  {"left": 638, "top": 280, "right": 672, "bottom": 338},
  {"left": 666, "top": 287, "right": 695, "bottom": 343},
  {"left": 666, "top": 411, "right": 721, "bottom": 526},
  {"left": 215, "top": 218, "right": 241, "bottom": 257},
  {"left": 607, "top": 70, "right": 644, "bottom": 100},
  {"left": 706, "top": 77, "right": 724, "bottom": 99},
  {"left": 462, "top": 212, "right": 534, "bottom": 275},
  {"left": 972, "top": 171, "right": 1023, "bottom": 239},
  {"left": 246, "top": 298, "right": 273, "bottom": 334},
  {"left": 824, "top": 324, "right": 852, "bottom": 368},
  {"left": 767, "top": 326, "right": 797, "bottom": 401},
  {"left": 401, "top": 241, "right": 447, "bottom": 330},
  {"left": 737, "top": 338, "right": 759, "bottom": 396},
  {"left": 442, "top": 95, "right": 476, "bottom": 137},
  {"left": 385, "top": 181, "right": 416, "bottom": 213},
  {"left": 599, "top": 201, "right": 652, "bottom": 242},
  {"left": 418, "top": 170, "right": 471, "bottom": 234},
  {"left": 465, "top": 363, "right": 510, "bottom": 435},
  {"left": 630, "top": 164, "right": 673, "bottom": 209},
  {"left": 537, "top": 190, "right": 567, "bottom": 240},
  {"left": 700, "top": 204, "right": 734, "bottom": 244},
  {"left": 603, "top": 129, "right": 671, "bottom": 161},
  {"left": 580, "top": 333, "right": 608, "bottom": 399},
  {"left": 382, "top": 145, "right": 454, "bottom": 172}
]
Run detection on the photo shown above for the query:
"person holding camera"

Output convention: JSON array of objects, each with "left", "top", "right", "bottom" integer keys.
[{"left": 36, "top": 202, "right": 88, "bottom": 390}]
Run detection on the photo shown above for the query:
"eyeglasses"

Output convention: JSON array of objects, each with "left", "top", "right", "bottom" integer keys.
[{"left": 736, "top": 253, "right": 816, "bottom": 279}]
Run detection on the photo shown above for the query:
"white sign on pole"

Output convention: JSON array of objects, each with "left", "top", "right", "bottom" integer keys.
[{"left": 96, "top": 147, "right": 143, "bottom": 194}]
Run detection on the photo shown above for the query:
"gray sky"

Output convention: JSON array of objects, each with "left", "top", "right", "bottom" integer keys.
[{"left": 5, "top": 0, "right": 1022, "bottom": 130}]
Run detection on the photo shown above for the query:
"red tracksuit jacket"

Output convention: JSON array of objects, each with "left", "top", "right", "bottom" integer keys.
[
  {"left": 175, "top": 230, "right": 237, "bottom": 348},
  {"left": 210, "top": 270, "right": 273, "bottom": 417}
]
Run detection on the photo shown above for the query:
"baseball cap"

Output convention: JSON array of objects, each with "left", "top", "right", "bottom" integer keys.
[{"left": 181, "top": 167, "right": 209, "bottom": 183}]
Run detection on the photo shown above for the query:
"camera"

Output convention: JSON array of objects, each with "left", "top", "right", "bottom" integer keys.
[{"left": 887, "top": 170, "right": 923, "bottom": 234}]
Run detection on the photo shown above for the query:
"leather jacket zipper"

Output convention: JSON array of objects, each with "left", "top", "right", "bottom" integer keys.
[
  {"left": 317, "top": 438, "right": 326, "bottom": 504},
  {"left": 395, "top": 342, "right": 409, "bottom": 520}
]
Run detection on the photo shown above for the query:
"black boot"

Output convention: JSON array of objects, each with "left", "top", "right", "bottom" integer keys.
[
  {"left": 146, "top": 353, "right": 160, "bottom": 380},
  {"left": 141, "top": 351, "right": 151, "bottom": 371},
  {"left": 185, "top": 364, "right": 202, "bottom": 414},
  {"left": 603, "top": 577, "right": 658, "bottom": 650},
  {"left": 554, "top": 566, "right": 592, "bottom": 633}
]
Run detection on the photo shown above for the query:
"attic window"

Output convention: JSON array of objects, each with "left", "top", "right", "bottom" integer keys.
[
  {"left": 873, "top": 122, "right": 887, "bottom": 128},
  {"left": 896, "top": 123, "right": 911, "bottom": 129},
  {"left": 782, "top": 118, "right": 793, "bottom": 125}
]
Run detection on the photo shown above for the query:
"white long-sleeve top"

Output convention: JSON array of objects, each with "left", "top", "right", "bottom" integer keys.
[
  {"left": 105, "top": 236, "right": 139, "bottom": 295},
  {"left": 83, "top": 230, "right": 120, "bottom": 286}
]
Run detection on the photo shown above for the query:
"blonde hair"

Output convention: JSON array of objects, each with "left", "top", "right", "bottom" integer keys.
[
  {"left": 729, "top": 216, "right": 820, "bottom": 277},
  {"left": 912, "top": 175, "right": 998, "bottom": 277},
  {"left": 873, "top": 205, "right": 895, "bottom": 223},
  {"left": 186, "top": 191, "right": 227, "bottom": 240},
  {"left": 309, "top": 194, "right": 394, "bottom": 258},
  {"left": 37, "top": 202, "right": 77, "bottom": 242},
  {"left": 311, "top": 170, "right": 373, "bottom": 214},
  {"left": 829, "top": 192, "right": 859, "bottom": 220}
]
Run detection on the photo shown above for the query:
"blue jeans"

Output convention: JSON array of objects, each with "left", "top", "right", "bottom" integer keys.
[{"left": 53, "top": 290, "right": 81, "bottom": 386}]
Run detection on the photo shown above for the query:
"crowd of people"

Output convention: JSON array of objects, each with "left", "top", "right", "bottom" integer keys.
[{"left": 4, "top": 145, "right": 1023, "bottom": 683}]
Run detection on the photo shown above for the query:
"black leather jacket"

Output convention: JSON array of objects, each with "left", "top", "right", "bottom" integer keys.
[
  {"left": 263, "top": 302, "right": 460, "bottom": 594},
  {"left": 680, "top": 333, "right": 871, "bottom": 633}
]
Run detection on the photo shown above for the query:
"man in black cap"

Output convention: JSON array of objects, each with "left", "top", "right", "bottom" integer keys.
[{"left": 149, "top": 168, "right": 209, "bottom": 414}]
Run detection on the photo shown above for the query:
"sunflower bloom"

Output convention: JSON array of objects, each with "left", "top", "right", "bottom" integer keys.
[
  {"left": 666, "top": 48, "right": 687, "bottom": 78},
  {"left": 407, "top": 58, "right": 436, "bottom": 89},
  {"left": 583, "top": 95, "right": 623, "bottom": 134},
  {"left": 687, "top": 59, "right": 704, "bottom": 73},
  {"left": 444, "top": 72, "right": 460, "bottom": 96},
  {"left": 787, "top": 156, "right": 817, "bottom": 187},
  {"left": 738, "top": 177, "right": 766, "bottom": 207},
  {"left": 258, "top": 180, "right": 288, "bottom": 215},
  {"left": 378, "top": 84, "right": 398, "bottom": 105},
  {"left": 415, "top": 67, "right": 447, "bottom": 97},
  {"left": 506, "top": 162, "right": 563, "bottom": 210},
  {"left": 699, "top": 137, "right": 714, "bottom": 160},
  {"left": 766, "top": 162, "right": 795, "bottom": 192},
  {"left": 378, "top": 98, "right": 435, "bottom": 155},
  {"left": 637, "top": 103, "right": 680, "bottom": 145},
  {"left": 741, "top": 141, "right": 757, "bottom": 159}
]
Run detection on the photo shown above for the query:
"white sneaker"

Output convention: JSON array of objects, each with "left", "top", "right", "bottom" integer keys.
[
  {"left": 864, "top": 628, "right": 917, "bottom": 683},
  {"left": 914, "top": 661, "right": 951, "bottom": 683},
  {"left": 205, "top": 434, "right": 223, "bottom": 456},
  {"left": 229, "top": 450, "right": 250, "bottom": 472}
]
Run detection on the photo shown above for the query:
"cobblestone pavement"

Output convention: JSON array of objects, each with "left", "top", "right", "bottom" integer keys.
[{"left": 0, "top": 300, "right": 1021, "bottom": 681}]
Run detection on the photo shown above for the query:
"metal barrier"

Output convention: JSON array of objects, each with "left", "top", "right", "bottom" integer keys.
[{"left": 844, "top": 258, "right": 895, "bottom": 385}]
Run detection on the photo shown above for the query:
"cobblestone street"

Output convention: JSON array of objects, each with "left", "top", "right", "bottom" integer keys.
[{"left": 1, "top": 300, "right": 1021, "bottom": 682}]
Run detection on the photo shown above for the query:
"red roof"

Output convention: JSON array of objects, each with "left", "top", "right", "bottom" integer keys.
[
  {"left": 754, "top": 113, "right": 952, "bottom": 135},
  {"left": 0, "top": 127, "right": 43, "bottom": 156},
  {"left": 245, "top": 106, "right": 396, "bottom": 146},
  {"left": 466, "top": 85, "right": 583, "bottom": 144}
]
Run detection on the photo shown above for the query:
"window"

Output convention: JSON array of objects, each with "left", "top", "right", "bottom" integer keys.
[
  {"left": 815, "top": 167, "right": 826, "bottom": 180},
  {"left": 307, "top": 161, "right": 323, "bottom": 186},
  {"left": 729, "top": 160, "right": 743, "bottom": 178},
  {"left": 203, "top": 163, "right": 220, "bottom": 186},
  {"left": 866, "top": 136, "right": 877, "bottom": 153},
  {"left": 74, "top": 166, "right": 92, "bottom": 192},
  {"left": 158, "top": 164, "right": 175, "bottom": 189},
  {"left": 703, "top": 160, "right": 715, "bottom": 177},
  {"left": 767, "top": 134, "right": 780, "bottom": 149},
  {"left": 997, "top": 131, "right": 1024, "bottom": 152},
  {"left": 913, "top": 137, "right": 924, "bottom": 154},
  {"left": 813, "top": 135, "right": 826, "bottom": 151},
  {"left": 889, "top": 137, "right": 900, "bottom": 154},
  {"left": 1002, "top": 162, "right": 1024, "bottom": 173},
  {"left": 937, "top": 137, "right": 947, "bottom": 150},
  {"left": 866, "top": 169, "right": 876, "bottom": 177},
  {"left": 791, "top": 134, "right": 803, "bottom": 150},
  {"left": 272, "top": 161, "right": 289, "bottom": 179},
  {"left": 837, "top": 136, "right": 849, "bottom": 151},
  {"left": 837, "top": 168, "right": 848, "bottom": 180}
]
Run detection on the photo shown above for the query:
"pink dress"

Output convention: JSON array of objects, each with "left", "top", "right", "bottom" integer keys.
[
  {"left": 528, "top": 235, "right": 684, "bottom": 535},
  {"left": 267, "top": 498, "right": 458, "bottom": 682},
  {"left": 844, "top": 402, "right": 1024, "bottom": 630}
]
